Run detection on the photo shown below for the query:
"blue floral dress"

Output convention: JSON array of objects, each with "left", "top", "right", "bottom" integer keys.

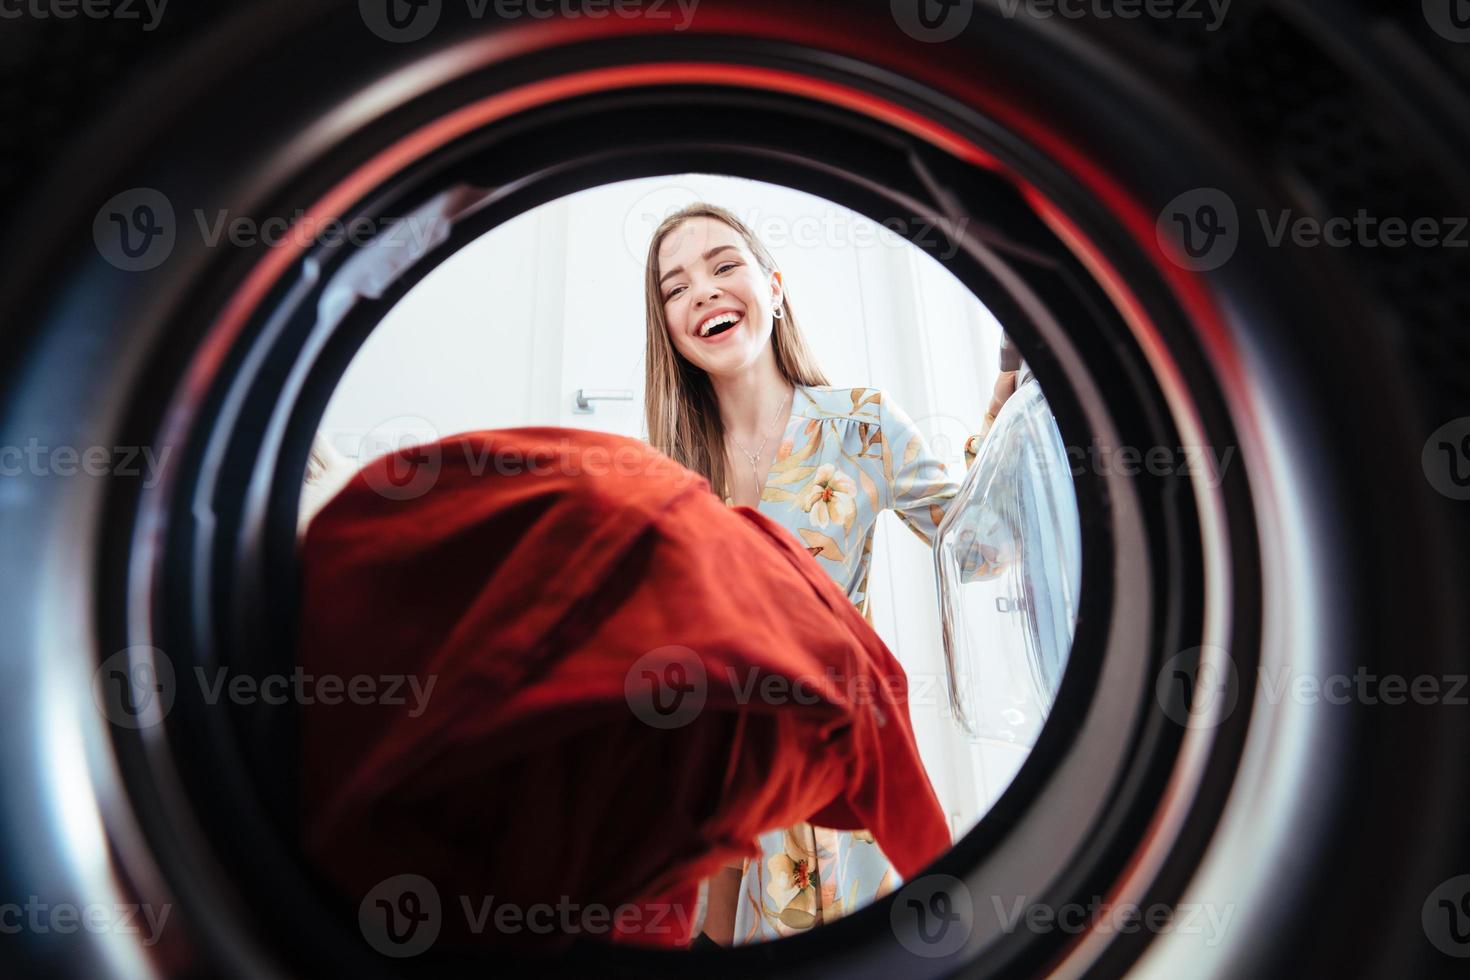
[{"left": 717, "top": 383, "right": 1009, "bottom": 944}]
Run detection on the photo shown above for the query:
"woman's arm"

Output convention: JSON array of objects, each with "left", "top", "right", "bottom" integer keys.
[{"left": 879, "top": 389, "right": 1018, "bottom": 582}]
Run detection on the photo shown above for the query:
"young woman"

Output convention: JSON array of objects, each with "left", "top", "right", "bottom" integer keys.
[{"left": 643, "top": 202, "right": 1018, "bottom": 946}]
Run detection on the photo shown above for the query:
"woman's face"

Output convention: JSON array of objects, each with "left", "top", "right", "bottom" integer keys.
[{"left": 656, "top": 216, "right": 783, "bottom": 379}]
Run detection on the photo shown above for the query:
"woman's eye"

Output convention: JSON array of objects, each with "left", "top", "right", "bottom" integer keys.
[
  {"left": 715, "top": 262, "right": 737, "bottom": 274},
  {"left": 665, "top": 285, "right": 685, "bottom": 300}
]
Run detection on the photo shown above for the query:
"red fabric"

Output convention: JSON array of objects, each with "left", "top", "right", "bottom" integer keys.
[{"left": 299, "top": 428, "right": 951, "bottom": 950}]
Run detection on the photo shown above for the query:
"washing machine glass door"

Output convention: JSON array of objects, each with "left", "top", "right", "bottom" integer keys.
[{"left": 934, "top": 376, "right": 1082, "bottom": 746}]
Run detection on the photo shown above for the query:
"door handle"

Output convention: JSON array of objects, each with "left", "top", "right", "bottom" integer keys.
[{"left": 573, "top": 389, "right": 633, "bottom": 414}]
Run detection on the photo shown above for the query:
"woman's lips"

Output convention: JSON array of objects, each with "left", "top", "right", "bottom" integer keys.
[{"left": 698, "top": 313, "right": 743, "bottom": 342}]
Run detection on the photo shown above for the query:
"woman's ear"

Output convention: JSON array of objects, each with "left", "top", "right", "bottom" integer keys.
[{"left": 769, "top": 269, "right": 784, "bottom": 310}]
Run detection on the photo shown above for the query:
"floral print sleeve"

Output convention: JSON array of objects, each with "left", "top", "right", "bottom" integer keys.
[
  {"left": 877, "top": 391, "right": 962, "bottom": 548},
  {"left": 879, "top": 391, "right": 1015, "bottom": 581}
]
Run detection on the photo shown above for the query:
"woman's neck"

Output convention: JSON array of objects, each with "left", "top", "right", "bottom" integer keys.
[{"left": 709, "top": 349, "right": 793, "bottom": 439}]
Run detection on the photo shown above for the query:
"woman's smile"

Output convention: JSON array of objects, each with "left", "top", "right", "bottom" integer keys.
[{"left": 696, "top": 309, "right": 745, "bottom": 342}]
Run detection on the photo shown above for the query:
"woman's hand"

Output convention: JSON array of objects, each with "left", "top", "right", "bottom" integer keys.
[
  {"left": 966, "top": 370, "right": 1021, "bottom": 463},
  {"left": 978, "top": 369, "right": 1019, "bottom": 440},
  {"left": 987, "top": 369, "right": 1019, "bottom": 420}
]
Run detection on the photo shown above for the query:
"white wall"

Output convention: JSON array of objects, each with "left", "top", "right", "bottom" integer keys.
[{"left": 317, "top": 174, "right": 1033, "bottom": 838}]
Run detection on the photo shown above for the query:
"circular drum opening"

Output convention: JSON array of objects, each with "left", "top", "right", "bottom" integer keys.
[
  {"left": 301, "top": 172, "right": 1084, "bottom": 901},
  {"left": 2, "top": 4, "right": 1465, "bottom": 979},
  {"left": 126, "top": 67, "right": 1224, "bottom": 980}
]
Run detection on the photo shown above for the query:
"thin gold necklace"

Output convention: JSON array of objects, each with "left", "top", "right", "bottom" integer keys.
[{"left": 728, "top": 385, "right": 792, "bottom": 498}]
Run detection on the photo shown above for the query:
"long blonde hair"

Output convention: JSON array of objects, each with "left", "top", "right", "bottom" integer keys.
[{"left": 643, "top": 203, "right": 829, "bottom": 499}]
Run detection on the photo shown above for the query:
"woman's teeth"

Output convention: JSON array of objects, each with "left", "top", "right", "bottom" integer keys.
[{"left": 700, "top": 313, "right": 741, "bottom": 338}]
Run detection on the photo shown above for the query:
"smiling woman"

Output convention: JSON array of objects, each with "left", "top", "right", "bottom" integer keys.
[
  {"left": 638, "top": 199, "right": 1030, "bottom": 945},
  {"left": 644, "top": 204, "right": 831, "bottom": 508}
]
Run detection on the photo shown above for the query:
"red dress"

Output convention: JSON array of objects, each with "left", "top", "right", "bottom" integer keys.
[{"left": 299, "top": 427, "right": 951, "bottom": 950}]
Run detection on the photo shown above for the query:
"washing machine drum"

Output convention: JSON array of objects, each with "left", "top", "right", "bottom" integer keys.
[{"left": 1, "top": 2, "right": 1466, "bottom": 978}]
